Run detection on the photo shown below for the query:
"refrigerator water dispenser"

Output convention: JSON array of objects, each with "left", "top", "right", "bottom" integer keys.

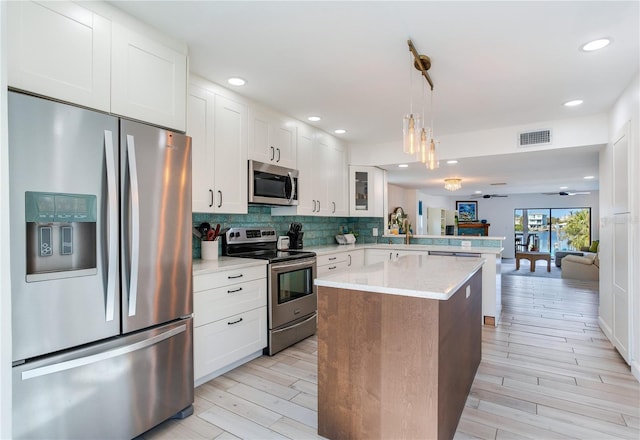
[{"left": 25, "top": 192, "right": 97, "bottom": 282}]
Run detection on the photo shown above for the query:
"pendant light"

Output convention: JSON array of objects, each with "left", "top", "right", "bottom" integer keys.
[
  {"left": 405, "top": 40, "right": 438, "bottom": 169},
  {"left": 403, "top": 50, "right": 420, "bottom": 155}
]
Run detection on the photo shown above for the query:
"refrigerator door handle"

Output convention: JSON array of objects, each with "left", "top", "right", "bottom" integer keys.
[
  {"left": 126, "top": 134, "right": 140, "bottom": 317},
  {"left": 104, "top": 130, "right": 118, "bottom": 322},
  {"left": 20, "top": 324, "right": 187, "bottom": 381}
]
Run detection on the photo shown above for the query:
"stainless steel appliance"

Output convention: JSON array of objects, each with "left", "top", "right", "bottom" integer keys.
[
  {"left": 248, "top": 160, "right": 298, "bottom": 206},
  {"left": 222, "top": 227, "right": 316, "bottom": 355},
  {"left": 8, "top": 91, "right": 194, "bottom": 439}
]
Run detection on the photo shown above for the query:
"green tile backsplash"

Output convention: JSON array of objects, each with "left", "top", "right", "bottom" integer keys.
[{"left": 193, "top": 206, "right": 384, "bottom": 259}]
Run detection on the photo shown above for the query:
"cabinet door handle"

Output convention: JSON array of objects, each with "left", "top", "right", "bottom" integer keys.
[
  {"left": 228, "top": 317, "right": 243, "bottom": 325},
  {"left": 209, "top": 189, "right": 214, "bottom": 207},
  {"left": 227, "top": 273, "right": 244, "bottom": 279},
  {"left": 348, "top": 255, "right": 352, "bottom": 266},
  {"left": 276, "top": 148, "right": 281, "bottom": 162},
  {"left": 217, "top": 190, "right": 222, "bottom": 208},
  {"left": 312, "top": 200, "right": 317, "bottom": 212},
  {"left": 227, "top": 287, "right": 243, "bottom": 294},
  {"left": 389, "top": 252, "right": 392, "bottom": 260},
  {"left": 317, "top": 200, "right": 321, "bottom": 211},
  {"left": 328, "top": 257, "right": 337, "bottom": 261},
  {"left": 270, "top": 146, "right": 275, "bottom": 160},
  {"left": 332, "top": 201, "right": 336, "bottom": 213},
  {"left": 328, "top": 266, "right": 337, "bottom": 270}
]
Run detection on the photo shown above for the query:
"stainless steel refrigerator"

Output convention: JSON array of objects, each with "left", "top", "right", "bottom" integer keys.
[{"left": 8, "top": 91, "right": 194, "bottom": 439}]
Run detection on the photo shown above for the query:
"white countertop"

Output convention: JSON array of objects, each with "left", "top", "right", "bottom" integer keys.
[
  {"left": 307, "top": 243, "right": 503, "bottom": 256},
  {"left": 314, "top": 254, "right": 484, "bottom": 300},
  {"left": 382, "top": 234, "right": 506, "bottom": 241},
  {"left": 193, "top": 257, "right": 267, "bottom": 275}
]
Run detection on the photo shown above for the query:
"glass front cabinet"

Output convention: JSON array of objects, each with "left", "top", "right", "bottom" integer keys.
[{"left": 349, "top": 166, "right": 385, "bottom": 217}]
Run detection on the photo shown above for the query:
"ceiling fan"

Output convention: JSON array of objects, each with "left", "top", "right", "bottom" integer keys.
[
  {"left": 470, "top": 194, "right": 508, "bottom": 199},
  {"left": 542, "top": 191, "right": 591, "bottom": 196}
]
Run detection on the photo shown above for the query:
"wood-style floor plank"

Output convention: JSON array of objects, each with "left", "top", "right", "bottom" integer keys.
[{"left": 141, "top": 272, "right": 639, "bottom": 439}]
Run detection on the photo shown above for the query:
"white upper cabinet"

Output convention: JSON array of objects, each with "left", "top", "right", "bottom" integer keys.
[
  {"left": 111, "top": 22, "right": 187, "bottom": 132},
  {"left": 7, "top": 1, "right": 111, "bottom": 112},
  {"left": 612, "top": 122, "right": 630, "bottom": 214},
  {"left": 272, "top": 125, "right": 347, "bottom": 217},
  {"left": 349, "top": 166, "right": 384, "bottom": 217},
  {"left": 188, "top": 79, "right": 248, "bottom": 214},
  {"left": 321, "top": 133, "right": 349, "bottom": 216},
  {"left": 7, "top": 1, "right": 188, "bottom": 132},
  {"left": 248, "top": 107, "right": 297, "bottom": 169}
]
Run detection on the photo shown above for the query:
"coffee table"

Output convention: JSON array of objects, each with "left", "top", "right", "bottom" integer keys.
[{"left": 516, "top": 251, "right": 551, "bottom": 272}]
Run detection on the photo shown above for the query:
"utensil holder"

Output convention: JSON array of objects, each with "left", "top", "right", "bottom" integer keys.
[{"left": 201, "top": 240, "right": 219, "bottom": 260}]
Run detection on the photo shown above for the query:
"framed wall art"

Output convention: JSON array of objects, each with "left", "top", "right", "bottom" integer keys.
[{"left": 456, "top": 201, "right": 478, "bottom": 222}]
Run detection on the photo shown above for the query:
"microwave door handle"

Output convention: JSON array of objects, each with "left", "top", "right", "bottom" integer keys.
[
  {"left": 287, "top": 171, "right": 296, "bottom": 204},
  {"left": 104, "top": 130, "right": 117, "bottom": 322},
  {"left": 126, "top": 134, "right": 140, "bottom": 317}
]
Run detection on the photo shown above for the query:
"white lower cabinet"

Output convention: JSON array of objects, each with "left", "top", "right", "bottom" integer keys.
[
  {"left": 365, "top": 248, "right": 424, "bottom": 265},
  {"left": 316, "top": 249, "right": 365, "bottom": 276},
  {"left": 193, "top": 265, "right": 267, "bottom": 385}
]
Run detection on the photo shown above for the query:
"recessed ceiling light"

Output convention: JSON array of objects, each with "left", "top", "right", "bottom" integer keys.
[
  {"left": 563, "top": 99, "right": 583, "bottom": 107},
  {"left": 334, "top": 129, "right": 346, "bottom": 134},
  {"left": 581, "top": 38, "right": 611, "bottom": 52},
  {"left": 559, "top": 186, "right": 569, "bottom": 190},
  {"left": 227, "top": 77, "right": 246, "bottom": 86},
  {"left": 446, "top": 160, "right": 458, "bottom": 164},
  {"left": 474, "top": 191, "right": 482, "bottom": 194},
  {"left": 584, "top": 175, "right": 595, "bottom": 180},
  {"left": 398, "top": 164, "right": 409, "bottom": 168},
  {"left": 308, "top": 116, "right": 321, "bottom": 122}
]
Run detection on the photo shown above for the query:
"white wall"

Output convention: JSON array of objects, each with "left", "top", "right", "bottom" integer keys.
[
  {"left": 0, "top": 1, "right": 12, "bottom": 435},
  {"left": 350, "top": 113, "right": 609, "bottom": 166}
]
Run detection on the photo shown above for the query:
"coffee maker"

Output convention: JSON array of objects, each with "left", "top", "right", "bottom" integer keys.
[{"left": 287, "top": 222, "right": 304, "bottom": 249}]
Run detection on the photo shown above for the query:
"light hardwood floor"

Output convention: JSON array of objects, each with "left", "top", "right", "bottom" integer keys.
[{"left": 141, "top": 275, "right": 639, "bottom": 439}]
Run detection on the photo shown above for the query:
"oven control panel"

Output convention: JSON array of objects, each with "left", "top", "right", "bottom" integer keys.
[{"left": 224, "top": 227, "right": 277, "bottom": 244}]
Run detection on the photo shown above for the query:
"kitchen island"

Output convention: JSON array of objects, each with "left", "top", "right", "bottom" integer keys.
[{"left": 314, "top": 255, "right": 483, "bottom": 440}]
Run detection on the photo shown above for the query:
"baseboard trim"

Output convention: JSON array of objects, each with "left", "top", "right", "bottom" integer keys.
[
  {"left": 598, "top": 316, "right": 613, "bottom": 342},
  {"left": 632, "top": 360, "right": 640, "bottom": 383}
]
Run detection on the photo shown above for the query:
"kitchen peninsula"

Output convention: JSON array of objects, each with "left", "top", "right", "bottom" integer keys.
[{"left": 315, "top": 255, "right": 483, "bottom": 440}]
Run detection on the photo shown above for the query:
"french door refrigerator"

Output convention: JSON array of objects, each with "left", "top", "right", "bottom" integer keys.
[{"left": 8, "top": 91, "right": 194, "bottom": 439}]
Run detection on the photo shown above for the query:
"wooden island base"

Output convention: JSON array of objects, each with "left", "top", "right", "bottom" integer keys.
[{"left": 317, "top": 270, "right": 482, "bottom": 440}]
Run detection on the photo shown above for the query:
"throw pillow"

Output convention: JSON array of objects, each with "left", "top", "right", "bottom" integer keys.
[{"left": 589, "top": 240, "right": 599, "bottom": 253}]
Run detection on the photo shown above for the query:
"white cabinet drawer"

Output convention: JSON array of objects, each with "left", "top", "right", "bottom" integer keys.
[
  {"left": 317, "top": 252, "right": 347, "bottom": 267},
  {"left": 194, "top": 278, "right": 266, "bottom": 327},
  {"left": 317, "top": 260, "right": 349, "bottom": 277},
  {"left": 194, "top": 306, "right": 267, "bottom": 382},
  {"left": 193, "top": 265, "right": 266, "bottom": 293}
]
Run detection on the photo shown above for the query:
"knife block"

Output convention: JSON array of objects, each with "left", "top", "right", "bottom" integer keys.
[{"left": 287, "top": 231, "right": 303, "bottom": 249}]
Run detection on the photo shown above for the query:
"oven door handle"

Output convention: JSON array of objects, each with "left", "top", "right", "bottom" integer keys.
[
  {"left": 271, "top": 313, "right": 317, "bottom": 335},
  {"left": 271, "top": 257, "right": 315, "bottom": 272}
]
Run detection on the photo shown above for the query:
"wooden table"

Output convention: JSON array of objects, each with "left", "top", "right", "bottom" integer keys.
[{"left": 516, "top": 251, "right": 551, "bottom": 272}]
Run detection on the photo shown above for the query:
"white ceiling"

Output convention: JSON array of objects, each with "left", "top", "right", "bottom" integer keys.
[{"left": 110, "top": 1, "right": 639, "bottom": 196}]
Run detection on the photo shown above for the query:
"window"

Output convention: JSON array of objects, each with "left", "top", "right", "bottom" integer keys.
[{"left": 514, "top": 208, "right": 591, "bottom": 255}]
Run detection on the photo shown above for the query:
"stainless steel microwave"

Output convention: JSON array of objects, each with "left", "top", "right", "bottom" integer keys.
[{"left": 248, "top": 160, "right": 299, "bottom": 206}]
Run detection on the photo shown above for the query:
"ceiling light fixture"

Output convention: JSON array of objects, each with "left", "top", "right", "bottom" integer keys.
[
  {"left": 404, "top": 40, "right": 439, "bottom": 170},
  {"left": 308, "top": 116, "right": 321, "bottom": 122},
  {"left": 474, "top": 190, "right": 482, "bottom": 194},
  {"left": 447, "top": 160, "right": 458, "bottom": 165},
  {"left": 398, "top": 164, "right": 409, "bottom": 168},
  {"left": 227, "top": 77, "right": 246, "bottom": 86},
  {"left": 563, "top": 99, "right": 583, "bottom": 107},
  {"left": 444, "top": 178, "right": 462, "bottom": 191},
  {"left": 581, "top": 38, "right": 611, "bottom": 52},
  {"left": 334, "top": 129, "right": 346, "bottom": 134},
  {"left": 584, "top": 175, "right": 595, "bottom": 180}
]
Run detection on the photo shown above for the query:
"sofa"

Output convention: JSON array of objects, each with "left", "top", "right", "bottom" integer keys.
[
  {"left": 555, "top": 251, "right": 584, "bottom": 267},
  {"left": 561, "top": 252, "right": 599, "bottom": 281}
]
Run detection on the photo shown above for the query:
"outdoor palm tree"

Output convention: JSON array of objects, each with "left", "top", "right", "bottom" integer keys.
[{"left": 559, "top": 209, "right": 591, "bottom": 250}]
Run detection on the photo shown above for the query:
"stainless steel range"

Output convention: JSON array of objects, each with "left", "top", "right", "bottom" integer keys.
[{"left": 222, "top": 227, "right": 317, "bottom": 355}]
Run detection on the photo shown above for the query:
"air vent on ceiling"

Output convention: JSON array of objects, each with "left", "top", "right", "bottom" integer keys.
[{"left": 518, "top": 129, "right": 552, "bottom": 147}]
